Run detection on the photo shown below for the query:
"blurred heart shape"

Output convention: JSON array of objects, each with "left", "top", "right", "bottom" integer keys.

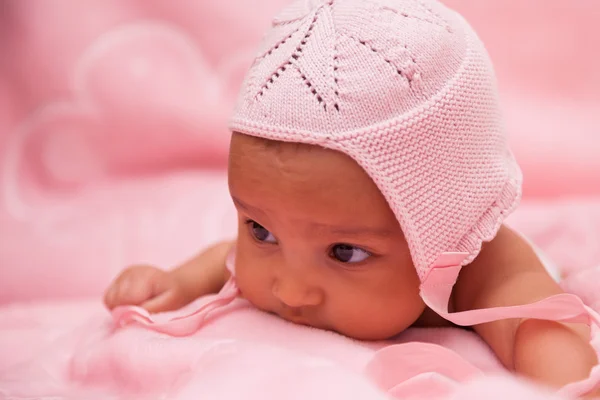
[
  {"left": 4, "top": 21, "right": 232, "bottom": 219},
  {"left": 73, "top": 22, "right": 222, "bottom": 122}
]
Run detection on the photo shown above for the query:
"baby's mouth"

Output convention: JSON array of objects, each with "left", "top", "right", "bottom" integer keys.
[
  {"left": 272, "top": 309, "right": 334, "bottom": 332},
  {"left": 277, "top": 308, "right": 311, "bottom": 326},
  {"left": 285, "top": 315, "right": 310, "bottom": 326}
]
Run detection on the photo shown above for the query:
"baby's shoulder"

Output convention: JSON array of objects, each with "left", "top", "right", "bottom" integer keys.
[{"left": 452, "top": 225, "right": 562, "bottom": 313}]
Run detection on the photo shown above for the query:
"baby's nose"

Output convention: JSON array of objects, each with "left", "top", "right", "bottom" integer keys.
[{"left": 272, "top": 276, "right": 323, "bottom": 308}]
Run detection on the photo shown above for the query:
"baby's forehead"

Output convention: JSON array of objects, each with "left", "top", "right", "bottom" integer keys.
[
  {"left": 229, "top": 133, "right": 401, "bottom": 236},
  {"left": 235, "top": 132, "right": 315, "bottom": 153},
  {"left": 230, "top": 132, "right": 336, "bottom": 168}
]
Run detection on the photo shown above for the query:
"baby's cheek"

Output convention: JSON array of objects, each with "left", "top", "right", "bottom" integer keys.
[
  {"left": 331, "top": 305, "right": 415, "bottom": 340},
  {"left": 330, "top": 281, "right": 425, "bottom": 340},
  {"left": 235, "top": 263, "right": 274, "bottom": 312}
]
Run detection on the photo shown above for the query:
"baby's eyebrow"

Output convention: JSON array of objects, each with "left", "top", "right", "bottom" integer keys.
[
  {"left": 231, "top": 197, "right": 265, "bottom": 215},
  {"left": 232, "top": 196, "right": 394, "bottom": 238},
  {"left": 309, "top": 222, "right": 394, "bottom": 238}
]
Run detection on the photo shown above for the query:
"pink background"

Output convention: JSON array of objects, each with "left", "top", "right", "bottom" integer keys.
[{"left": 1, "top": 0, "right": 599, "bottom": 303}]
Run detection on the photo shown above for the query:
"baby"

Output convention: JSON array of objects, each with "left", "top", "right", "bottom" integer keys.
[{"left": 104, "top": 0, "right": 599, "bottom": 396}]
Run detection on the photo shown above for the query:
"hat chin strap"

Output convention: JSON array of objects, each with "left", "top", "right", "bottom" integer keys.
[
  {"left": 111, "top": 251, "right": 240, "bottom": 337},
  {"left": 111, "top": 276, "right": 239, "bottom": 337},
  {"left": 420, "top": 252, "right": 596, "bottom": 325},
  {"left": 415, "top": 252, "right": 600, "bottom": 398}
]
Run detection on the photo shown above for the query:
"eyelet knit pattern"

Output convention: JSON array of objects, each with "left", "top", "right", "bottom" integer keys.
[{"left": 229, "top": 0, "right": 522, "bottom": 279}]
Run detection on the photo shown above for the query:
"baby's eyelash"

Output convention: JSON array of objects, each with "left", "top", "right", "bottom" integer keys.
[{"left": 245, "top": 219, "right": 278, "bottom": 244}]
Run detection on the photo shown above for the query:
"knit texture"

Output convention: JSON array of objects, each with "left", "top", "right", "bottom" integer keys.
[{"left": 229, "top": 0, "right": 522, "bottom": 280}]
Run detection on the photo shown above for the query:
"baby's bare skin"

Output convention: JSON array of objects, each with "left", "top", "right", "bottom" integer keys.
[{"left": 105, "top": 133, "right": 598, "bottom": 396}]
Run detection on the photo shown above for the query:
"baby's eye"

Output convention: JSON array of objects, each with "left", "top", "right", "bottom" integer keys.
[
  {"left": 247, "top": 220, "right": 277, "bottom": 244},
  {"left": 330, "top": 244, "right": 370, "bottom": 263}
]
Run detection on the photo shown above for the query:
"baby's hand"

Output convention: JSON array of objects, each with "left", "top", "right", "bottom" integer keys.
[{"left": 104, "top": 265, "right": 188, "bottom": 313}]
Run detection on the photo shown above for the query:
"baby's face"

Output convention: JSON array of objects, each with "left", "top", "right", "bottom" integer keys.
[{"left": 228, "top": 133, "right": 425, "bottom": 340}]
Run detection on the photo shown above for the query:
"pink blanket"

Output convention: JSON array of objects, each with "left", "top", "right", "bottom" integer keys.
[{"left": 2, "top": 260, "right": 599, "bottom": 399}]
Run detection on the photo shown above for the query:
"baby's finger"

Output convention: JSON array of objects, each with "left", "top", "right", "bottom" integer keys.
[
  {"left": 117, "top": 275, "right": 155, "bottom": 306},
  {"left": 103, "top": 284, "right": 118, "bottom": 309},
  {"left": 141, "top": 290, "right": 179, "bottom": 314}
]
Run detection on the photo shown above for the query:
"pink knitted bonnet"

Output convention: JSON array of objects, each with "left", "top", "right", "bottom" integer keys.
[{"left": 229, "top": 0, "right": 522, "bottom": 293}]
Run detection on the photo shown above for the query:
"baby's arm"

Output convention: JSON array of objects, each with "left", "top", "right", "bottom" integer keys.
[
  {"left": 170, "top": 241, "right": 234, "bottom": 303},
  {"left": 104, "top": 241, "right": 233, "bottom": 313},
  {"left": 453, "top": 226, "right": 599, "bottom": 395}
]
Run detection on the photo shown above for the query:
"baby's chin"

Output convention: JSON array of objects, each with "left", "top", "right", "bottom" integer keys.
[
  {"left": 264, "top": 304, "right": 422, "bottom": 340},
  {"left": 331, "top": 322, "right": 415, "bottom": 341},
  {"left": 263, "top": 308, "right": 416, "bottom": 340},
  {"left": 324, "top": 307, "right": 427, "bottom": 341},
  {"left": 292, "top": 314, "right": 418, "bottom": 341}
]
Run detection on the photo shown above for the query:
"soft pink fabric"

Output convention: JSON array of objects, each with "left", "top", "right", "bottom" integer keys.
[{"left": 1, "top": 299, "right": 480, "bottom": 399}]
